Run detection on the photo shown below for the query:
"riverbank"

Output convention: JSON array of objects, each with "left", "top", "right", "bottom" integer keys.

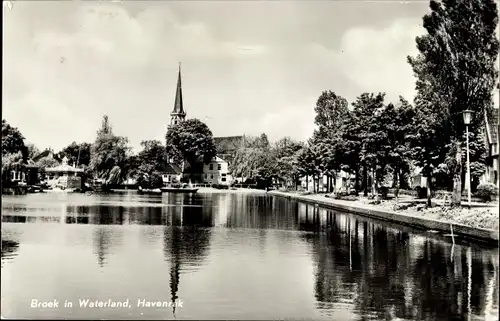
[
  {"left": 197, "top": 187, "right": 267, "bottom": 194},
  {"left": 269, "top": 190, "right": 499, "bottom": 245}
]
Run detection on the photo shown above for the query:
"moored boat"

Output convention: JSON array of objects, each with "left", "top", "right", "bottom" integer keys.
[
  {"left": 160, "top": 187, "right": 198, "bottom": 193},
  {"left": 137, "top": 187, "right": 162, "bottom": 195}
]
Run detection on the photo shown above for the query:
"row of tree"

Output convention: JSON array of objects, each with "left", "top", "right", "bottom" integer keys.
[
  {"left": 1, "top": 115, "right": 220, "bottom": 190},
  {"left": 2, "top": 0, "right": 498, "bottom": 207},
  {"left": 227, "top": 0, "right": 499, "bottom": 208}
]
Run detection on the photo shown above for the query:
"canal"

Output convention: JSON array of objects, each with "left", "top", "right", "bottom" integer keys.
[{"left": 1, "top": 191, "right": 498, "bottom": 320}]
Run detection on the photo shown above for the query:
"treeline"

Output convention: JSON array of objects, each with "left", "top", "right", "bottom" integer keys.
[{"left": 230, "top": 0, "right": 500, "bottom": 208}]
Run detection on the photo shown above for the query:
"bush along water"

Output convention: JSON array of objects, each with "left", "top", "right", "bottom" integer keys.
[{"left": 475, "top": 183, "right": 499, "bottom": 202}]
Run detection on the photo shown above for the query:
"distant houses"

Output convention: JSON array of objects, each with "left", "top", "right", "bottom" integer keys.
[{"left": 202, "top": 156, "right": 231, "bottom": 185}]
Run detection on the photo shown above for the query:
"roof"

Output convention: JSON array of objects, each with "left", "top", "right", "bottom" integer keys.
[
  {"left": 209, "top": 156, "right": 227, "bottom": 163},
  {"left": 160, "top": 163, "right": 182, "bottom": 175},
  {"left": 46, "top": 164, "right": 84, "bottom": 173},
  {"left": 171, "top": 64, "right": 185, "bottom": 116},
  {"left": 32, "top": 149, "right": 54, "bottom": 162},
  {"left": 213, "top": 136, "right": 246, "bottom": 154}
]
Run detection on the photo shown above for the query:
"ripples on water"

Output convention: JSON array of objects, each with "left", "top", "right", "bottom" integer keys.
[{"left": 1, "top": 191, "right": 499, "bottom": 320}]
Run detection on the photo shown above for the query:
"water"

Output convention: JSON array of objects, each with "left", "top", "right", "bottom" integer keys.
[{"left": 1, "top": 191, "right": 498, "bottom": 320}]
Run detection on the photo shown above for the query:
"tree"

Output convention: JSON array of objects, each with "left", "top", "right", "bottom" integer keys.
[
  {"left": 271, "top": 137, "right": 304, "bottom": 189},
  {"left": 349, "top": 93, "right": 386, "bottom": 196},
  {"left": 407, "top": 98, "right": 449, "bottom": 207},
  {"left": 165, "top": 119, "right": 217, "bottom": 178},
  {"left": 35, "top": 156, "right": 60, "bottom": 171},
  {"left": 297, "top": 145, "right": 323, "bottom": 192},
  {"left": 310, "top": 91, "right": 351, "bottom": 193},
  {"left": 1, "top": 151, "right": 24, "bottom": 185},
  {"left": 2, "top": 119, "right": 26, "bottom": 159},
  {"left": 375, "top": 97, "right": 416, "bottom": 197},
  {"left": 312, "top": 91, "right": 349, "bottom": 141},
  {"left": 57, "top": 142, "right": 92, "bottom": 167},
  {"left": 407, "top": 0, "right": 499, "bottom": 206},
  {"left": 338, "top": 112, "right": 362, "bottom": 193},
  {"left": 89, "top": 115, "right": 130, "bottom": 185},
  {"left": 135, "top": 140, "right": 168, "bottom": 189},
  {"left": 25, "top": 143, "right": 40, "bottom": 160}
]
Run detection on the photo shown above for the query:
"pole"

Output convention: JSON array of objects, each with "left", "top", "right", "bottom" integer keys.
[{"left": 466, "top": 124, "right": 471, "bottom": 209}]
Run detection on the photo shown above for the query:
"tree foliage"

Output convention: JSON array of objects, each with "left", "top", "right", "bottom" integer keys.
[
  {"left": 57, "top": 142, "right": 92, "bottom": 167},
  {"left": 135, "top": 140, "right": 168, "bottom": 189},
  {"left": 312, "top": 91, "right": 349, "bottom": 141},
  {"left": 2, "top": 119, "right": 26, "bottom": 159},
  {"left": 271, "top": 137, "right": 304, "bottom": 187},
  {"left": 165, "top": 119, "right": 217, "bottom": 171},
  {"left": 35, "top": 156, "right": 60, "bottom": 171},
  {"left": 89, "top": 116, "right": 130, "bottom": 184},
  {"left": 407, "top": 0, "right": 499, "bottom": 205}
]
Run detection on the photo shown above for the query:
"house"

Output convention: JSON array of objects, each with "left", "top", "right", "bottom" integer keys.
[
  {"left": 202, "top": 156, "right": 232, "bottom": 185},
  {"left": 481, "top": 108, "right": 499, "bottom": 187},
  {"left": 45, "top": 156, "right": 84, "bottom": 189},
  {"left": 160, "top": 163, "right": 183, "bottom": 185},
  {"left": 299, "top": 170, "right": 351, "bottom": 193}
]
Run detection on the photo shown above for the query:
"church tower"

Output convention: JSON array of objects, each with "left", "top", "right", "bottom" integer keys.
[{"left": 170, "top": 63, "right": 186, "bottom": 126}]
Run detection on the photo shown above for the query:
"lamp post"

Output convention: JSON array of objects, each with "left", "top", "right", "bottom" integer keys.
[{"left": 462, "top": 110, "right": 473, "bottom": 209}]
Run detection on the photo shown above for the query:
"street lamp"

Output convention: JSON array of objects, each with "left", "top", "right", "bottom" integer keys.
[{"left": 462, "top": 110, "right": 473, "bottom": 209}]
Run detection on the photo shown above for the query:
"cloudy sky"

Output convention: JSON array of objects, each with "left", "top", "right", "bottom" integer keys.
[{"left": 2, "top": 0, "right": 497, "bottom": 152}]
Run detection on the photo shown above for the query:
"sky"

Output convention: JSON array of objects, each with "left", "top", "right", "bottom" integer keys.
[{"left": 3, "top": 0, "right": 499, "bottom": 153}]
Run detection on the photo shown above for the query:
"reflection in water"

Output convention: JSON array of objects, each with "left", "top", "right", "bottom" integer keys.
[
  {"left": 1, "top": 239, "right": 20, "bottom": 266},
  {"left": 163, "top": 199, "right": 213, "bottom": 317},
  {"left": 299, "top": 202, "right": 499, "bottom": 321},
  {"left": 1, "top": 192, "right": 498, "bottom": 320}
]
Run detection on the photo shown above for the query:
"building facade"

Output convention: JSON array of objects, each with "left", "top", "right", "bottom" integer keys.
[
  {"left": 481, "top": 108, "right": 499, "bottom": 187},
  {"left": 202, "top": 156, "right": 232, "bottom": 185},
  {"left": 45, "top": 157, "right": 84, "bottom": 189}
]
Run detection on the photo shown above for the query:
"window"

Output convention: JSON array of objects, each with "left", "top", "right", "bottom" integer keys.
[
  {"left": 222, "top": 173, "right": 227, "bottom": 177},
  {"left": 210, "top": 174, "right": 213, "bottom": 179},
  {"left": 222, "top": 177, "right": 226, "bottom": 182},
  {"left": 209, "top": 164, "right": 213, "bottom": 170},
  {"left": 205, "top": 174, "right": 207, "bottom": 179},
  {"left": 217, "top": 164, "right": 221, "bottom": 170}
]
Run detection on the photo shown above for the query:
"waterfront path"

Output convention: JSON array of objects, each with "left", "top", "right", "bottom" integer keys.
[{"left": 268, "top": 190, "right": 499, "bottom": 245}]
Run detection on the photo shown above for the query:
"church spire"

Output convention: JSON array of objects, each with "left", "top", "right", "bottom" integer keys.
[{"left": 170, "top": 62, "right": 186, "bottom": 126}]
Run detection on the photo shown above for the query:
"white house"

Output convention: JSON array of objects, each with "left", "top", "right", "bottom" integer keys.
[
  {"left": 299, "top": 170, "right": 351, "bottom": 192},
  {"left": 160, "top": 163, "right": 183, "bottom": 185},
  {"left": 203, "top": 156, "right": 232, "bottom": 185}
]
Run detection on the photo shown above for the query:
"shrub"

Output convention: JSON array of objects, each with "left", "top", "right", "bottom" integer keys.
[{"left": 475, "top": 183, "right": 499, "bottom": 202}]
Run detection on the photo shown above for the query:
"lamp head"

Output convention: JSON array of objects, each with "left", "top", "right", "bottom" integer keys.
[{"left": 462, "top": 110, "right": 473, "bottom": 125}]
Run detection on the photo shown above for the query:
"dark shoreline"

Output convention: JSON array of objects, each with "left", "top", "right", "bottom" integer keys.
[{"left": 268, "top": 191, "right": 499, "bottom": 247}]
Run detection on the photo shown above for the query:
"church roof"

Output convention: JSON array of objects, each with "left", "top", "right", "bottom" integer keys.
[
  {"left": 172, "top": 63, "right": 185, "bottom": 116},
  {"left": 32, "top": 149, "right": 54, "bottom": 162},
  {"left": 213, "top": 136, "right": 246, "bottom": 154}
]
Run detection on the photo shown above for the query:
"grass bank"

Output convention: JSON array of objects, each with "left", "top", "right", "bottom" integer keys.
[
  {"left": 269, "top": 190, "right": 499, "bottom": 245},
  {"left": 197, "top": 187, "right": 267, "bottom": 194}
]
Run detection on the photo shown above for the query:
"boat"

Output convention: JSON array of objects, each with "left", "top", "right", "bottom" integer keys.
[
  {"left": 160, "top": 182, "right": 198, "bottom": 193},
  {"left": 160, "top": 187, "right": 198, "bottom": 193},
  {"left": 137, "top": 186, "right": 162, "bottom": 195}
]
